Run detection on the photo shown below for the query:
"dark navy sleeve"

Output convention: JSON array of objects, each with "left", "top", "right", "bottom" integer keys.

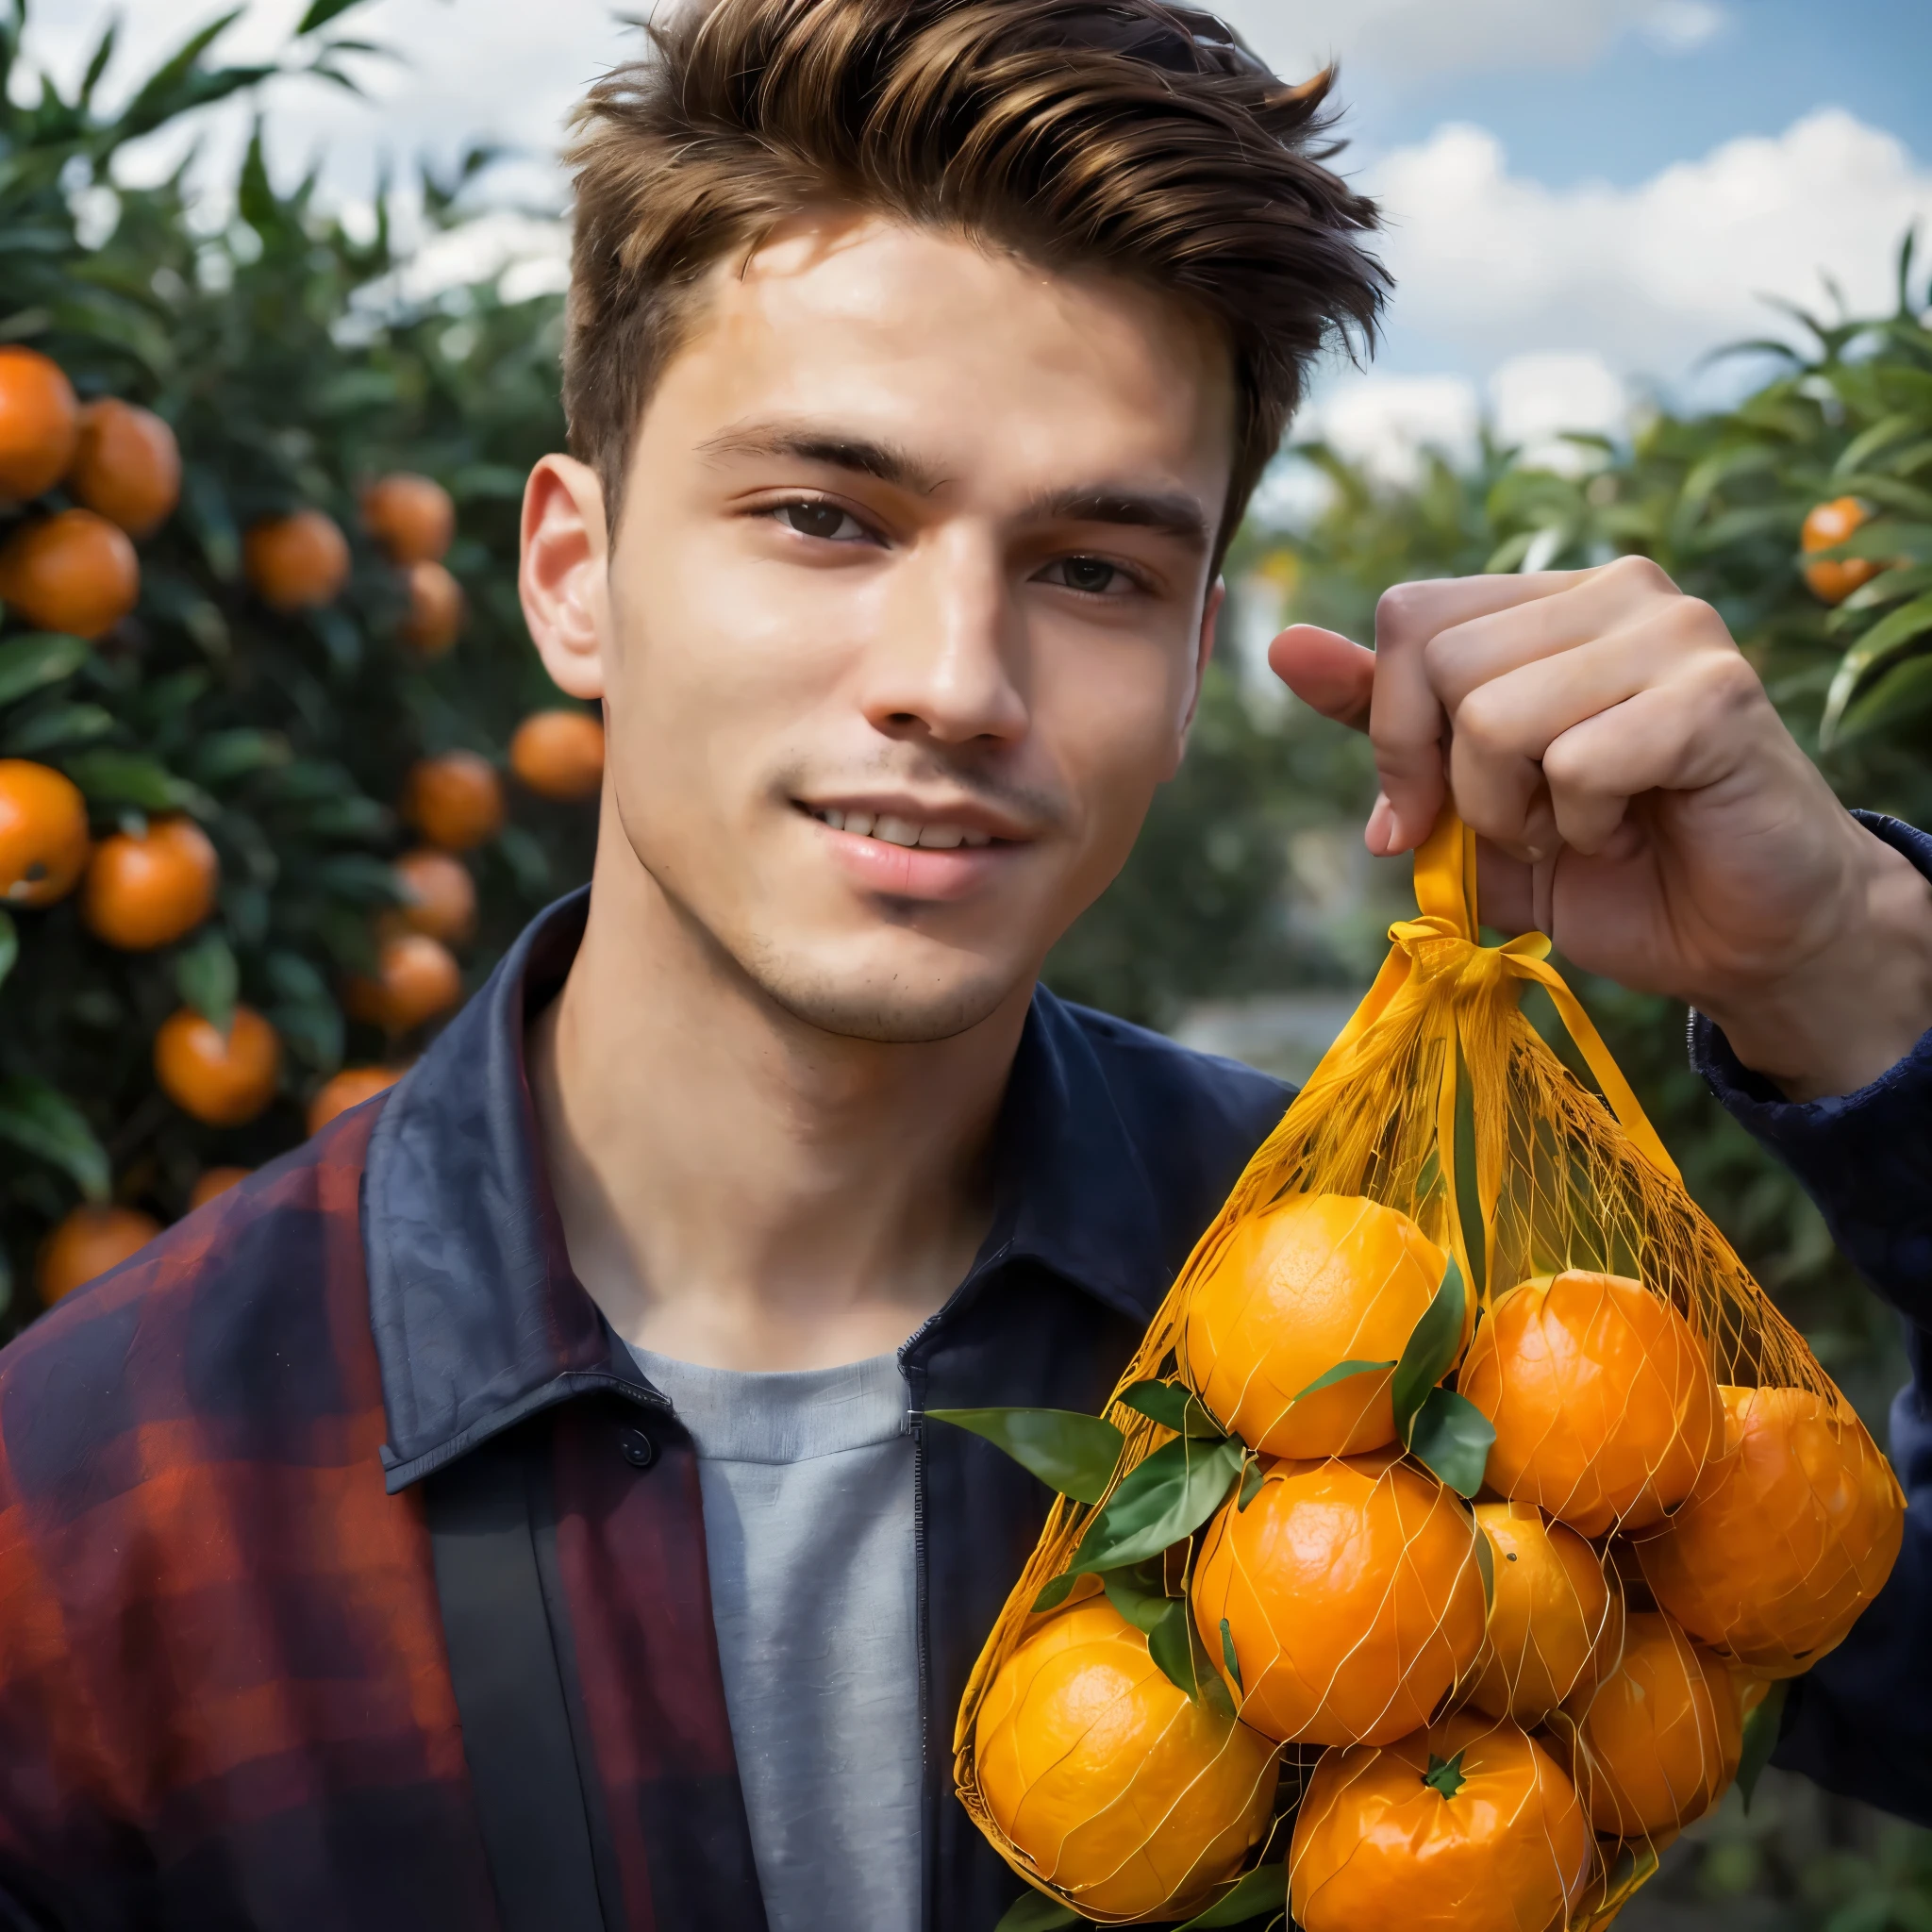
[{"left": 1690, "top": 809, "right": 1932, "bottom": 1823}]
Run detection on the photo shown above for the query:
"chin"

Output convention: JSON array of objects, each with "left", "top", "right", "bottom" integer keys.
[{"left": 743, "top": 947, "right": 1024, "bottom": 1045}]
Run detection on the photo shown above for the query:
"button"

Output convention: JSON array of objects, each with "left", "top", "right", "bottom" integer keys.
[{"left": 619, "top": 1428, "right": 657, "bottom": 1470}]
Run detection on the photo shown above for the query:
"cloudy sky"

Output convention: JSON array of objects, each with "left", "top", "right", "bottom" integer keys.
[{"left": 20, "top": 0, "right": 1932, "bottom": 483}]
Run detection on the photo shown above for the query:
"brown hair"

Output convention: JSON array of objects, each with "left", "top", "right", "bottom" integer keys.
[{"left": 564, "top": 0, "right": 1387, "bottom": 555}]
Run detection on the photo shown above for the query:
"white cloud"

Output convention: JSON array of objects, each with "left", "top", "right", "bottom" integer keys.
[
  {"left": 1370, "top": 109, "right": 1932, "bottom": 391},
  {"left": 1489, "top": 352, "right": 1627, "bottom": 469},
  {"left": 1303, "top": 373, "right": 1480, "bottom": 486},
  {"left": 1221, "top": 0, "right": 1729, "bottom": 84}
]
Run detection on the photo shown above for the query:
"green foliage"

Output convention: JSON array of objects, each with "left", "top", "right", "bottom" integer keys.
[{"left": 0, "top": 6, "right": 591, "bottom": 1322}]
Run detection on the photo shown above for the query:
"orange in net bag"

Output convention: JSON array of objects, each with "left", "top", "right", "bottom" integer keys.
[{"left": 935, "top": 808, "right": 1905, "bottom": 1932}]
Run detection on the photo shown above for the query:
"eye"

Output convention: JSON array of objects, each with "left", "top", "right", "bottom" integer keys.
[
  {"left": 774, "top": 500, "right": 871, "bottom": 542},
  {"left": 1039, "top": 555, "right": 1137, "bottom": 596}
]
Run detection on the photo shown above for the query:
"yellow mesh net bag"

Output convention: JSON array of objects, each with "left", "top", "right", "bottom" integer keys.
[{"left": 941, "top": 808, "right": 1906, "bottom": 1932}]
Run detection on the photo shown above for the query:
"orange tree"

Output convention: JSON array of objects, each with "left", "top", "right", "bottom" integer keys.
[{"left": 0, "top": 4, "right": 597, "bottom": 1323}]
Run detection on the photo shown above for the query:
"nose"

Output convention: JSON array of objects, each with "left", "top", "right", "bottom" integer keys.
[{"left": 856, "top": 524, "right": 1029, "bottom": 749}]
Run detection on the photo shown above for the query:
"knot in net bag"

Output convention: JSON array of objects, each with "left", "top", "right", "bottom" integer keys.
[{"left": 946, "top": 808, "right": 1904, "bottom": 1932}]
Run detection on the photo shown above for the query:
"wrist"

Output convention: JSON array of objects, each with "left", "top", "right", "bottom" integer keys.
[{"left": 1698, "top": 824, "right": 1932, "bottom": 1102}]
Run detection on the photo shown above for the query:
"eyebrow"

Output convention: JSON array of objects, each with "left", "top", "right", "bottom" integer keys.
[
  {"left": 700, "top": 419, "right": 1213, "bottom": 549},
  {"left": 698, "top": 424, "right": 946, "bottom": 494}
]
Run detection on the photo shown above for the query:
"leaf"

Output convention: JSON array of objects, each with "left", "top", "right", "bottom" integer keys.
[
  {"left": 1173, "top": 1862, "right": 1289, "bottom": 1930},
  {"left": 1101, "top": 1559, "right": 1171, "bottom": 1635},
  {"left": 0, "top": 632, "right": 88, "bottom": 708},
  {"left": 1423, "top": 1749, "right": 1468, "bottom": 1799},
  {"left": 992, "top": 1892, "right": 1080, "bottom": 1932},
  {"left": 175, "top": 931, "right": 237, "bottom": 1030},
  {"left": 1146, "top": 1597, "right": 1205, "bottom": 1701},
  {"left": 1031, "top": 1573, "right": 1077, "bottom": 1614},
  {"left": 2, "top": 704, "right": 114, "bottom": 756},
  {"left": 1822, "top": 592, "right": 1932, "bottom": 741},
  {"left": 1120, "top": 1379, "right": 1226, "bottom": 1439},
  {"left": 63, "top": 750, "right": 200, "bottom": 813},
  {"left": 1738, "top": 1678, "right": 1790, "bottom": 1813},
  {"left": 1452, "top": 1045, "right": 1486, "bottom": 1299},
  {"left": 1219, "top": 1617, "right": 1242, "bottom": 1691},
  {"left": 1390, "top": 1255, "right": 1467, "bottom": 1443},
  {"left": 0, "top": 908, "right": 15, "bottom": 991},
  {"left": 1291, "top": 1357, "right": 1395, "bottom": 1405},
  {"left": 1406, "top": 1389, "right": 1495, "bottom": 1498},
  {"left": 1070, "top": 1434, "right": 1244, "bottom": 1574},
  {"left": 0, "top": 1076, "right": 108, "bottom": 1200},
  {"left": 1472, "top": 1512, "right": 1495, "bottom": 1607},
  {"left": 296, "top": 0, "right": 374, "bottom": 30},
  {"left": 924, "top": 1407, "right": 1124, "bottom": 1506}
]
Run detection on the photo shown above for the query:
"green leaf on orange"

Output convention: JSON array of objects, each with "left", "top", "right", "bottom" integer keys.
[
  {"left": 1405, "top": 1387, "right": 1495, "bottom": 1499},
  {"left": 1172, "top": 1860, "right": 1289, "bottom": 1929},
  {"left": 1390, "top": 1254, "right": 1467, "bottom": 1442},
  {"left": 1068, "top": 1433, "right": 1244, "bottom": 1574},
  {"left": 925, "top": 1407, "right": 1124, "bottom": 1506}
]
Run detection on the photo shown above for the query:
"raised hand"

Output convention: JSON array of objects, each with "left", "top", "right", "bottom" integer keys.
[{"left": 1268, "top": 558, "right": 1932, "bottom": 1100}]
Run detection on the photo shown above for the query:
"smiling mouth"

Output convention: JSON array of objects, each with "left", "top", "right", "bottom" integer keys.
[{"left": 803, "top": 805, "right": 997, "bottom": 850}]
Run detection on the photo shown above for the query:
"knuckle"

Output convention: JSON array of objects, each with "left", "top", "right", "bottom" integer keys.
[
  {"left": 1452, "top": 685, "right": 1513, "bottom": 754},
  {"left": 1604, "top": 553, "right": 1674, "bottom": 596},
  {"left": 1375, "top": 578, "right": 1441, "bottom": 641}
]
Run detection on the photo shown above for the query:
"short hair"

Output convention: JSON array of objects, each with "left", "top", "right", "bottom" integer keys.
[{"left": 563, "top": 0, "right": 1388, "bottom": 558}]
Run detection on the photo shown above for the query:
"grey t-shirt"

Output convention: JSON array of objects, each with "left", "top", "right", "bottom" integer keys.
[{"left": 630, "top": 1345, "right": 921, "bottom": 1932}]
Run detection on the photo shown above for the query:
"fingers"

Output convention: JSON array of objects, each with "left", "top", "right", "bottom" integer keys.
[
  {"left": 1267, "top": 625, "right": 1374, "bottom": 728},
  {"left": 1368, "top": 571, "right": 1591, "bottom": 855}
]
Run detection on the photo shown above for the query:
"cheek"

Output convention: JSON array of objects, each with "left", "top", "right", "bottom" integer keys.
[
  {"left": 604, "top": 526, "right": 874, "bottom": 802},
  {"left": 1030, "top": 629, "right": 1194, "bottom": 876}
]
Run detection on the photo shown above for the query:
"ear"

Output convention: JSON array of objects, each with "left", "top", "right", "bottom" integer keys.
[{"left": 520, "top": 454, "right": 610, "bottom": 700}]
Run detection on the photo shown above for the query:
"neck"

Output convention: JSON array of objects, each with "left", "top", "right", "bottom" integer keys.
[{"left": 526, "top": 832, "right": 1029, "bottom": 1373}]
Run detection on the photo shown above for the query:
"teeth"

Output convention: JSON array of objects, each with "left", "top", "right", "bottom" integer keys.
[{"left": 812, "top": 807, "right": 996, "bottom": 849}]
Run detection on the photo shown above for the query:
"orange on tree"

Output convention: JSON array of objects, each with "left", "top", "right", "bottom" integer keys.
[
  {"left": 398, "top": 559, "right": 463, "bottom": 657},
  {"left": 1563, "top": 1609, "right": 1741, "bottom": 1837},
  {"left": 1469, "top": 1500, "right": 1624, "bottom": 1722},
  {"left": 1191, "top": 1448, "right": 1487, "bottom": 1745},
  {"left": 0, "top": 758, "right": 89, "bottom": 907},
  {"left": 308, "top": 1065, "right": 403, "bottom": 1136},
  {"left": 243, "top": 508, "right": 350, "bottom": 610},
  {"left": 37, "top": 1204, "right": 161, "bottom": 1305},
  {"left": 0, "top": 345, "right": 78, "bottom": 500},
  {"left": 361, "top": 471, "right": 454, "bottom": 565},
  {"left": 66, "top": 397, "right": 180, "bottom": 537},
  {"left": 188, "top": 1167, "right": 250, "bottom": 1210},
  {"left": 80, "top": 814, "right": 217, "bottom": 950},
  {"left": 1180, "top": 1192, "right": 1454, "bottom": 1457},
  {"left": 345, "top": 934, "right": 462, "bottom": 1033},
  {"left": 389, "top": 847, "right": 475, "bottom": 945},
  {"left": 0, "top": 508, "right": 139, "bottom": 638},
  {"left": 404, "top": 750, "right": 505, "bottom": 851},
  {"left": 1458, "top": 1271, "right": 1720, "bottom": 1536},
  {"left": 1289, "top": 1711, "right": 1592, "bottom": 1932},
  {"left": 154, "top": 1006, "right": 282, "bottom": 1127},
  {"left": 974, "top": 1593, "right": 1278, "bottom": 1921},
  {"left": 509, "top": 708, "right": 606, "bottom": 803},
  {"left": 1800, "top": 497, "right": 1880, "bottom": 605},
  {"left": 1636, "top": 1384, "right": 1904, "bottom": 1677}
]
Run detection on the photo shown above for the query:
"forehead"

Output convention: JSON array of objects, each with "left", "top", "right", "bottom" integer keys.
[{"left": 643, "top": 210, "right": 1236, "bottom": 503}]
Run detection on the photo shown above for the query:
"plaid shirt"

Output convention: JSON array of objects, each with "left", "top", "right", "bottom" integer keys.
[{"left": 0, "top": 891, "right": 1291, "bottom": 1929}]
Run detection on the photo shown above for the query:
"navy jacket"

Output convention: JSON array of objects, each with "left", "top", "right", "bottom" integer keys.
[{"left": 0, "top": 813, "right": 1924, "bottom": 1926}]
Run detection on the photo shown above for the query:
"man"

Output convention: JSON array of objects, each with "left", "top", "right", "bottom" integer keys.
[{"left": 0, "top": 0, "right": 1926, "bottom": 1926}]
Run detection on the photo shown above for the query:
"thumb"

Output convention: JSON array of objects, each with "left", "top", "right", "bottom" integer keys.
[{"left": 1267, "top": 624, "right": 1374, "bottom": 730}]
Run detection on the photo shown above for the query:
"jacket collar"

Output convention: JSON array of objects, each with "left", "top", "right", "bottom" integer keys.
[{"left": 364, "top": 891, "right": 1171, "bottom": 1491}]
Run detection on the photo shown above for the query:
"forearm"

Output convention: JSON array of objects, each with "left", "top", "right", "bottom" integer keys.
[{"left": 1692, "top": 812, "right": 1932, "bottom": 1322}]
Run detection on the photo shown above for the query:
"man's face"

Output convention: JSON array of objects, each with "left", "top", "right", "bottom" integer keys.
[{"left": 593, "top": 212, "right": 1232, "bottom": 1042}]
